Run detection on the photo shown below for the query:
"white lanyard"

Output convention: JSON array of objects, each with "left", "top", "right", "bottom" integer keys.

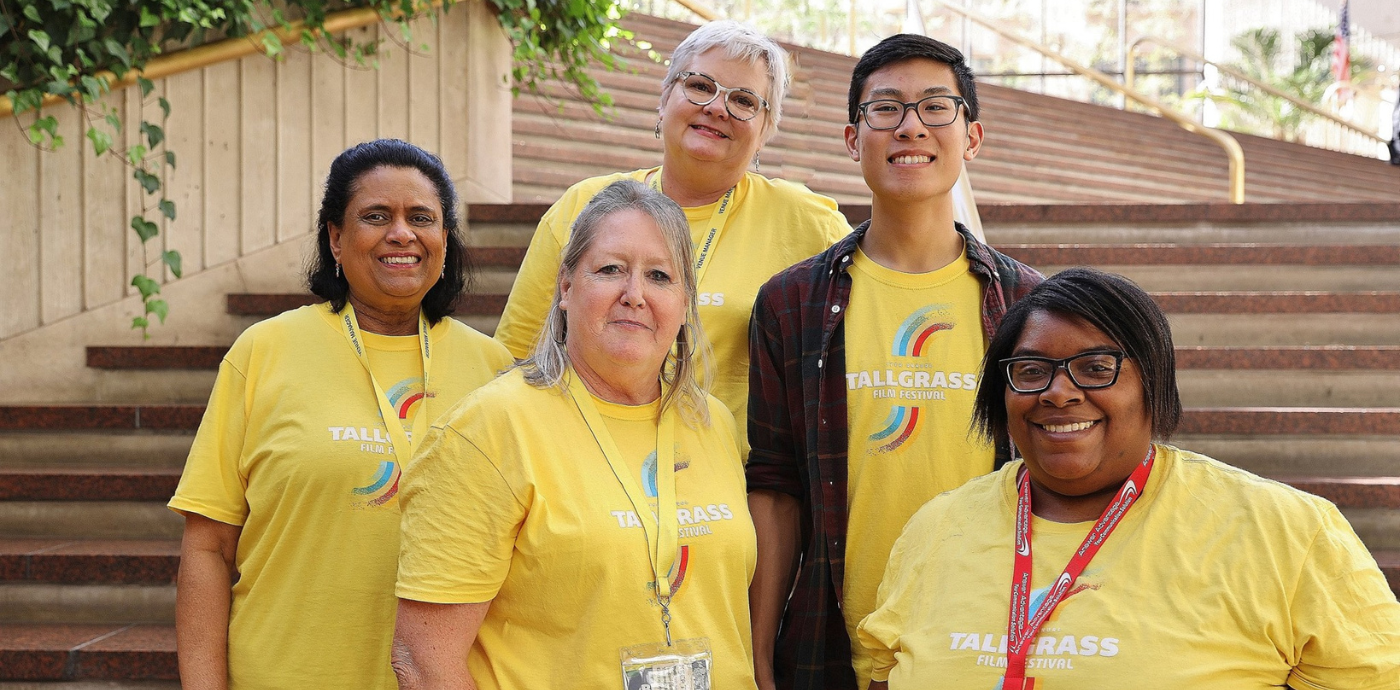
[
  {"left": 336, "top": 303, "right": 432, "bottom": 468},
  {"left": 647, "top": 168, "right": 737, "bottom": 290},
  {"left": 566, "top": 369, "right": 680, "bottom": 644}
]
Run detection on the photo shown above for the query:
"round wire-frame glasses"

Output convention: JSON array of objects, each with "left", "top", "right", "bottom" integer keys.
[{"left": 675, "top": 71, "right": 769, "bottom": 121}]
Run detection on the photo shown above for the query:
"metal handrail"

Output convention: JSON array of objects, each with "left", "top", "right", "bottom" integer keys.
[
  {"left": 1127, "top": 35, "right": 1386, "bottom": 145},
  {"left": 0, "top": 4, "right": 427, "bottom": 118},
  {"left": 931, "top": 0, "right": 1246, "bottom": 203},
  {"left": 671, "top": 0, "right": 720, "bottom": 21}
]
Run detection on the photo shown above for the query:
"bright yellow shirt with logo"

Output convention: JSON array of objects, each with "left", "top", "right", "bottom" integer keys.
[
  {"left": 842, "top": 247, "right": 995, "bottom": 689},
  {"left": 493, "top": 169, "right": 850, "bottom": 457},
  {"left": 396, "top": 369, "right": 759, "bottom": 690},
  {"left": 168, "top": 304, "right": 511, "bottom": 689},
  {"left": 858, "top": 445, "right": 1400, "bottom": 690}
]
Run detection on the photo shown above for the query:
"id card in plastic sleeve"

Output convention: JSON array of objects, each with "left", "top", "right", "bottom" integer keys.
[{"left": 620, "top": 638, "right": 713, "bottom": 690}]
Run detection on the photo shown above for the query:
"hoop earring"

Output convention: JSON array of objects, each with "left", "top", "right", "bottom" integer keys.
[
  {"left": 655, "top": 120, "right": 662, "bottom": 139},
  {"left": 335, "top": 263, "right": 341, "bottom": 278}
]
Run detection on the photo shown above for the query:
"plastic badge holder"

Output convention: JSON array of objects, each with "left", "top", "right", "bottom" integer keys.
[{"left": 620, "top": 638, "right": 713, "bottom": 690}]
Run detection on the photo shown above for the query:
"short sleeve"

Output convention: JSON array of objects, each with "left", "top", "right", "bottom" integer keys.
[
  {"left": 396, "top": 422, "right": 527, "bottom": 604},
  {"left": 493, "top": 202, "right": 571, "bottom": 359},
  {"left": 857, "top": 508, "right": 928, "bottom": 683},
  {"left": 1286, "top": 505, "right": 1400, "bottom": 690},
  {"left": 168, "top": 358, "right": 251, "bottom": 526}
]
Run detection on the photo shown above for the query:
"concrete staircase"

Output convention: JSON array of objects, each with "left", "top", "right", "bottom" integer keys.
[
  {"left": 2, "top": 201, "right": 1397, "bottom": 684},
  {"left": 512, "top": 14, "right": 1400, "bottom": 206}
]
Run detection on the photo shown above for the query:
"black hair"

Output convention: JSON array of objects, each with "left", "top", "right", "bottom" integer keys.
[
  {"left": 307, "top": 139, "right": 470, "bottom": 324},
  {"left": 847, "top": 33, "right": 980, "bottom": 125},
  {"left": 972, "top": 267, "right": 1182, "bottom": 445}
]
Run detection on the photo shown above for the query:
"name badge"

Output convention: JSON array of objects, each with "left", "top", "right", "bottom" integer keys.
[{"left": 620, "top": 638, "right": 713, "bottom": 690}]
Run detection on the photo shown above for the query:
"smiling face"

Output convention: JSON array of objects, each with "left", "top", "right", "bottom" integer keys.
[
  {"left": 659, "top": 48, "right": 771, "bottom": 173},
  {"left": 560, "top": 208, "right": 688, "bottom": 388},
  {"left": 329, "top": 166, "right": 446, "bottom": 319},
  {"left": 844, "top": 57, "right": 983, "bottom": 204},
  {"left": 1005, "top": 310, "right": 1153, "bottom": 500}
]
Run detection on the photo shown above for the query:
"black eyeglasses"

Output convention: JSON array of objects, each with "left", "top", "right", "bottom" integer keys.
[
  {"left": 1000, "top": 351, "right": 1127, "bottom": 394},
  {"left": 857, "top": 95, "right": 967, "bottom": 130},
  {"left": 674, "top": 71, "right": 769, "bottom": 121}
]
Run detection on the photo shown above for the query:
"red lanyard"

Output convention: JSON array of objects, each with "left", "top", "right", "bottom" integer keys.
[{"left": 1002, "top": 446, "right": 1155, "bottom": 690}]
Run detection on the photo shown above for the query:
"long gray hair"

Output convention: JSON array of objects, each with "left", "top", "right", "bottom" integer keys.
[{"left": 520, "top": 180, "right": 713, "bottom": 426}]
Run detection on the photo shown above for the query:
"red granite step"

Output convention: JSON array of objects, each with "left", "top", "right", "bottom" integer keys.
[
  {"left": 0, "top": 406, "right": 204, "bottom": 431},
  {"left": 227, "top": 293, "right": 507, "bottom": 317},
  {"left": 1377, "top": 551, "right": 1400, "bottom": 595},
  {"left": 0, "top": 539, "right": 179, "bottom": 584},
  {"left": 0, "top": 624, "right": 176, "bottom": 681},
  {"left": 87, "top": 346, "right": 225, "bottom": 370},
  {"left": 1175, "top": 346, "right": 1400, "bottom": 369},
  {"left": 0, "top": 469, "right": 181, "bottom": 501},
  {"left": 999, "top": 244, "right": 1400, "bottom": 266},
  {"left": 1179, "top": 407, "right": 1400, "bottom": 435},
  {"left": 1152, "top": 292, "right": 1400, "bottom": 314},
  {"left": 1279, "top": 477, "right": 1400, "bottom": 509}
]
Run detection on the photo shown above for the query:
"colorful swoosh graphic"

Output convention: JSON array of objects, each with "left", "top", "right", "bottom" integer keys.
[
  {"left": 869, "top": 406, "right": 921, "bottom": 453},
  {"left": 352, "top": 460, "right": 400, "bottom": 507},
  {"left": 892, "top": 305, "right": 954, "bottom": 357},
  {"left": 386, "top": 377, "right": 425, "bottom": 420}
]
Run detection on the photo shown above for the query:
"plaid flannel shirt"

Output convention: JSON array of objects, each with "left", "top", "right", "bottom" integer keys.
[{"left": 746, "top": 221, "right": 1044, "bottom": 690}]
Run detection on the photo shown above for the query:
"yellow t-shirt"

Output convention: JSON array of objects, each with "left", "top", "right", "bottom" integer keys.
[
  {"left": 168, "top": 304, "right": 512, "bottom": 689},
  {"left": 858, "top": 445, "right": 1400, "bottom": 689},
  {"left": 842, "top": 247, "right": 993, "bottom": 689},
  {"left": 493, "top": 169, "right": 850, "bottom": 457},
  {"left": 396, "top": 369, "right": 759, "bottom": 690}
]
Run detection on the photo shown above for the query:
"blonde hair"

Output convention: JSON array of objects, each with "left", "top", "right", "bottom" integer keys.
[{"left": 519, "top": 180, "right": 713, "bottom": 426}]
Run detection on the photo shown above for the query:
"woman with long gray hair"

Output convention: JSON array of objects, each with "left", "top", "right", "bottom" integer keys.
[{"left": 392, "top": 180, "right": 759, "bottom": 690}]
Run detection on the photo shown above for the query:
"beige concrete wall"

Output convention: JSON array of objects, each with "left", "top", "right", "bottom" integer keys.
[{"left": 0, "top": 0, "right": 512, "bottom": 344}]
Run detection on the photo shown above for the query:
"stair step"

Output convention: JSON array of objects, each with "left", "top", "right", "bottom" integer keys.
[
  {"left": 0, "top": 470, "right": 181, "bottom": 502},
  {"left": 1176, "top": 346, "right": 1400, "bottom": 369},
  {"left": 0, "top": 407, "right": 204, "bottom": 432},
  {"left": 226, "top": 293, "right": 507, "bottom": 317},
  {"left": 0, "top": 539, "right": 178, "bottom": 585},
  {"left": 1152, "top": 292, "right": 1400, "bottom": 314},
  {"left": 0, "top": 583, "right": 175, "bottom": 625},
  {"left": 0, "top": 432, "right": 192, "bottom": 470},
  {"left": 0, "top": 624, "right": 176, "bottom": 682},
  {"left": 1178, "top": 408, "right": 1400, "bottom": 435},
  {"left": 1168, "top": 314, "right": 1400, "bottom": 347},
  {"left": 1176, "top": 435, "right": 1400, "bottom": 478},
  {"left": 1000, "top": 244, "right": 1400, "bottom": 265},
  {"left": 1177, "top": 371, "right": 1400, "bottom": 408},
  {"left": 1280, "top": 477, "right": 1400, "bottom": 509},
  {"left": 0, "top": 503, "right": 183, "bottom": 540},
  {"left": 1378, "top": 551, "right": 1400, "bottom": 595}
]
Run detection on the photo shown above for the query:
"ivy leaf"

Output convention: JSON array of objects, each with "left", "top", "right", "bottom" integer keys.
[
  {"left": 29, "top": 30, "right": 52, "bottom": 54},
  {"left": 161, "top": 250, "right": 182, "bottom": 278},
  {"left": 261, "top": 32, "right": 283, "bottom": 57},
  {"left": 131, "top": 274, "right": 161, "bottom": 299},
  {"left": 140, "top": 121, "right": 163, "bottom": 148},
  {"left": 131, "top": 315, "right": 149, "bottom": 331},
  {"left": 126, "top": 143, "right": 146, "bottom": 166},
  {"left": 86, "top": 126, "right": 112, "bottom": 156},
  {"left": 146, "top": 298, "right": 169, "bottom": 323},
  {"left": 164, "top": 150, "right": 176, "bottom": 169},
  {"left": 134, "top": 168, "right": 161, "bottom": 194},
  {"left": 158, "top": 199, "right": 176, "bottom": 220},
  {"left": 130, "top": 215, "right": 159, "bottom": 242},
  {"left": 158, "top": 97, "right": 170, "bottom": 119},
  {"left": 138, "top": 76, "right": 154, "bottom": 97},
  {"left": 105, "top": 111, "right": 121, "bottom": 133},
  {"left": 23, "top": 5, "right": 42, "bottom": 23}
]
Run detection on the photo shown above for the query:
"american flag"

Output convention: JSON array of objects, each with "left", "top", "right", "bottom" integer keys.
[{"left": 1331, "top": 0, "right": 1352, "bottom": 103}]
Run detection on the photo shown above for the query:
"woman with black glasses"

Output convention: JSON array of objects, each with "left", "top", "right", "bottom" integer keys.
[
  {"left": 859, "top": 268, "right": 1400, "bottom": 690},
  {"left": 495, "top": 20, "right": 851, "bottom": 460}
]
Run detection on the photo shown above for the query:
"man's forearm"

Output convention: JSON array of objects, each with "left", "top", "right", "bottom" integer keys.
[{"left": 748, "top": 489, "right": 802, "bottom": 688}]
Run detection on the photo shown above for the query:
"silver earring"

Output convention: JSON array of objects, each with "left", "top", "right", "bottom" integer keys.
[
  {"left": 752, "top": 152, "right": 760, "bottom": 172},
  {"left": 655, "top": 120, "right": 662, "bottom": 139},
  {"left": 335, "top": 263, "right": 340, "bottom": 278}
]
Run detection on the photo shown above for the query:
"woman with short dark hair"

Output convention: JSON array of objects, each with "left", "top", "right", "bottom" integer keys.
[
  {"left": 860, "top": 268, "right": 1400, "bottom": 689},
  {"left": 170, "top": 139, "right": 511, "bottom": 689}
]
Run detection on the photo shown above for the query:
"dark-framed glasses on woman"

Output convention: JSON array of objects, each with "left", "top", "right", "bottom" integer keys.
[
  {"left": 1001, "top": 351, "right": 1126, "bottom": 393},
  {"left": 676, "top": 71, "right": 769, "bottom": 121},
  {"left": 858, "top": 95, "right": 967, "bottom": 130}
]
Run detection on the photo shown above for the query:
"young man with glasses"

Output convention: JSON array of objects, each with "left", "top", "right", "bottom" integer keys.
[{"left": 746, "top": 34, "right": 1043, "bottom": 690}]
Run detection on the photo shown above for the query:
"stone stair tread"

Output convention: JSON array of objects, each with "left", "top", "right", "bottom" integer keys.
[
  {"left": 87, "top": 346, "right": 226, "bottom": 370},
  {"left": 1277, "top": 476, "right": 1400, "bottom": 509},
  {"left": 0, "top": 623, "right": 175, "bottom": 681},
  {"left": 227, "top": 293, "right": 505, "bottom": 316},
  {"left": 0, "top": 538, "right": 179, "bottom": 584},
  {"left": 1176, "top": 346, "right": 1400, "bottom": 369},
  {"left": 0, "top": 469, "right": 181, "bottom": 501},
  {"left": 1001, "top": 244, "right": 1400, "bottom": 265},
  {"left": 0, "top": 407, "right": 204, "bottom": 431},
  {"left": 1179, "top": 408, "right": 1400, "bottom": 435}
]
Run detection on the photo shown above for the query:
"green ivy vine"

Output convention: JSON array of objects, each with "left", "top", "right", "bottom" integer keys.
[{"left": 1, "top": 0, "right": 627, "bottom": 337}]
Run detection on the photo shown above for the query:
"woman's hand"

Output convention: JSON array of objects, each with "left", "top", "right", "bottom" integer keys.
[
  {"left": 175, "top": 513, "right": 241, "bottom": 690},
  {"left": 392, "top": 598, "right": 490, "bottom": 690}
]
